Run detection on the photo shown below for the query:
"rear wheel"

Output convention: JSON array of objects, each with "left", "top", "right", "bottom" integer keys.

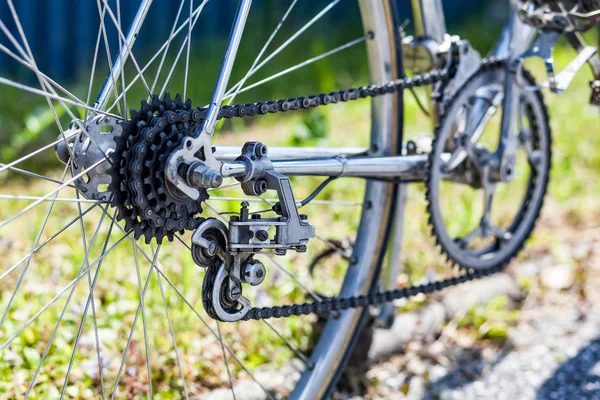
[{"left": 0, "top": 1, "right": 402, "bottom": 398}]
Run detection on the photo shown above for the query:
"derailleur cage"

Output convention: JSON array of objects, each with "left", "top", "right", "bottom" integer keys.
[{"left": 191, "top": 141, "right": 315, "bottom": 321}]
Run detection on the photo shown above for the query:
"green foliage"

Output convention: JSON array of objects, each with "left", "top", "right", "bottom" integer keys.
[
  {"left": 457, "top": 295, "right": 520, "bottom": 343},
  {"left": 290, "top": 109, "right": 329, "bottom": 145}
]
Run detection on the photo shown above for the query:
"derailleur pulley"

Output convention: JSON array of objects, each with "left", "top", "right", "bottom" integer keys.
[{"left": 190, "top": 141, "right": 315, "bottom": 322}]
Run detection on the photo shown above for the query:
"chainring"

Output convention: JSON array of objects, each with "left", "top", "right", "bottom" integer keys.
[
  {"left": 425, "top": 65, "right": 552, "bottom": 271},
  {"left": 108, "top": 93, "right": 208, "bottom": 244}
]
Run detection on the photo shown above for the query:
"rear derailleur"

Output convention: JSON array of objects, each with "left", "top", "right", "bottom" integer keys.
[{"left": 190, "top": 142, "right": 315, "bottom": 322}]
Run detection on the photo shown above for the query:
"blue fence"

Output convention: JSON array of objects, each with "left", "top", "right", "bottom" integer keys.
[{"left": 0, "top": 0, "right": 481, "bottom": 81}]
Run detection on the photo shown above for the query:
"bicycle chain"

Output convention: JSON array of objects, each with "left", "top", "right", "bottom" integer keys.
[
  {"left": 125, "top": 56, "right": 506, "bottom": 320},
  {"left": 166, "top": 57, "right": 501, "bottom": 126},
  {"left": 242, "top": 265, "right": 504, "bottom": 321}
]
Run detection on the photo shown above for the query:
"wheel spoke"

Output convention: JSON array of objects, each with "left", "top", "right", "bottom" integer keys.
[
  {"left": 1, "top": 8, "right": 107, "bottom": 163},
  {"left": 3, "top": 0, "right": 118, "bottom": 161},
  {"left": 0, "top": 194, "right": 100, "bottom": 204},
  {"left": 0, "top": 165, "right": 78, "bottom": 188},
  {"left": 0, "top": 41, "right": 86, "bottom": 107},
  {"left": 262, "top": 320, "right": 313, "bottom": 370},
  {"left": 216, "top": 321, "right": 237, "bottom": 400},
  {"left": 0, "top": 164, "right": 69, "bottom": 332},
  {"left": 95, "top": 0, "right": 123, "bottom": 116},
  {"left": 100, "top": 0, "right": 152, "bottom": 98},
  {"left": 225, "top": 35, "right": 368, "bottom": 101},
  {"left": 0, "top": 230, "right": 130, "bottom": 351},
  {"left": 109, "top": 220, "right": 274, "bottom": 399},
  {"left": 156, "top": 263, "right": 190, "bottom": 400},
  {"left": 267, "top": 256, "right": 323, "bottom": 302},
  {"left": 315, "top": 234, "right": 352, "bottom": 260},
  {"left": 60, "top": 209, "right": 116, "bottom": 400},
  {"left": 0, "top": 203, "right": 99, "bottom": 283},
  {"left": 24, "top": 208, "right": 109, "bottom": 398},
  {"left": 108, "top": 1, "right": 208, "bottom": 112},
  {"left": 0, "top": 132, "right": 78, "bottom": 175},
  {"left": 110, "top": 245, "right": 161, "bottom": 400},
  {"left": 225, "top": 0, "right": 342, "bottom": 97},
  {"left": 85, "top": 0, "right": 107, "bottom": 112},
  {"left": 153, "top": 264, "right": 276, "bottom": 400},
  {"left": 6, "top": 0, "right": 77, "bottom": 165},
  {"left": 0, "top": 158, "right": 105, "bottom": 229},
  {"left": 157, "top": 0, "right": 210, "bottom": 98},
  {"left": 226, "top": 0, "right": 299, "bottom": 104},
  {"left": 0, "top": 75, "right": 119, "bottom": 118},
  {"left": 149, "top": 0, "right": 187, "bottom": 94},
  {"left": 133, "top": 241, "right": 154, "bottom": 398}
]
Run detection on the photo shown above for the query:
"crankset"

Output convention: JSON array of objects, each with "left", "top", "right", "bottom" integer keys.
[{"left": 514, "top": 0, "right": 600, "bottom": 101}]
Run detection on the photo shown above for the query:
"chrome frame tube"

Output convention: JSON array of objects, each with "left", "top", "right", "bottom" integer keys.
[
  {"left": 213, "top": 146, "right": 369, "bottom": 161},
  {"left": 219, "top": 154, "right": 431, "bottom": 181},
  {"left": 94, "top": 0, "right": 154, "bottom": 110},
  {"left": 271, "top": 155, "right": 428, "bottom": 179},
  {"left": 165, "top": 0, "right": 252, "bottom": 200},
  {"left": 497, "top": 8, "right": 529, "bottom": 164},
  {"left": 491, "top": 9, "right": 536, "bottom": 59},
  {"left": 410, "top": 0, "right": 448, "bottom": 43},
  {"left": 201, "top": 0, "right": 253, "bottom": 139}
]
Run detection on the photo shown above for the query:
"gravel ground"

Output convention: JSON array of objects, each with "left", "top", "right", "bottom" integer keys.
[
  {"left": 201, "top": 224, "right": 600, "bottom": 400},
  {"left": 358, "top": 228, "right": 600, "bottom": 400}
]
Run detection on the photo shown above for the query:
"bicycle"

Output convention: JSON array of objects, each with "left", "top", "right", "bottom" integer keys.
[{"left": 0, "top": 0, "right": 598, "bottom": 398}]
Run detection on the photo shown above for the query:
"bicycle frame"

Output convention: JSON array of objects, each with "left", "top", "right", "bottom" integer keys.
[{"left": 93, "top": 0, "right": 537, "bottom": 183}]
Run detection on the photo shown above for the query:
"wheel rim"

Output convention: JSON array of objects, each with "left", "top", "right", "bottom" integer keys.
[
  {"left": 291, "top": 1, "right": 401, "bottom": 396},
  {"left": 0, "top": 1, "right": 401, "bottom": 398}
]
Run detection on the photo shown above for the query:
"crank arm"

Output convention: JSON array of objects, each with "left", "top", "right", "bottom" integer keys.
[
  {"left": 537, "top": 46, "right": 598, "bottom": 92},
  {"left": 510, "top": 30, "right": 562, "bottom": 92},
  {"left": 511, "top": 29, "right": 599, "bottom": 93}
]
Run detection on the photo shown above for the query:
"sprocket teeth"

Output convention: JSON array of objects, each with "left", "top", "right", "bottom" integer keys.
[
  {"left": 107, "top": 93, "right": 208, "bottom": 245},
  {"left": 424, "top": 64, "right": 550, "bottom": 273},
  {"left": 173, "top": 93, "right": 183, "bottom": 107}
]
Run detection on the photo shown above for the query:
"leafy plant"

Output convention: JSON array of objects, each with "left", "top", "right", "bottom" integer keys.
[
  {"left": 289, "top": 109, "right": 329, "bottom": 146},
  {"left": 457, "top": 295, "right": 520, "bottom": 342}
]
